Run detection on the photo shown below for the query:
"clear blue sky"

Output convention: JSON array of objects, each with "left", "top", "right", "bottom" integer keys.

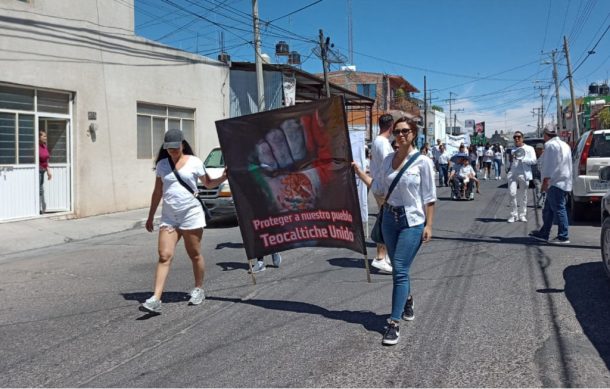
[{"left": 134, "top": 0, "right": 610, "bottom": 136}]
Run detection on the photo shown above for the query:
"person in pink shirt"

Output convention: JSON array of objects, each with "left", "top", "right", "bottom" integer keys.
[{"left": 39, "top": 130, "right": 52, "bottom": 214}]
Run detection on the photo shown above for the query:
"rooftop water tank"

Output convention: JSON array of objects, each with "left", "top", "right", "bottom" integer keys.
[
  {"left": 600, "top": 84, "right": 610, "bottom": 96},
  {"left": 275, "top": 41, "right": 289, "bottom": 56},
  {"left": 217, "top": 53, "right": 231, "bottom": 64},
  {"left": 589, "top": 82, "right": 599, "bottom": 95},
  {"left": 288, "top": 51, "right": 301, "bottom": 65}
]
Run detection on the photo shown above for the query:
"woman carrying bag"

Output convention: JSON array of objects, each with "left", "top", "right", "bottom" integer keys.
[
  {"left": 141, "top": 129, "right": 227, "bottom": 313},
  {"left": 379, "top": 117, "right": 436, "bottom": 345}
]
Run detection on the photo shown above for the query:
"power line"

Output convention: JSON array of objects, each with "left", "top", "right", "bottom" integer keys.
[
  {"left": 267, "top": 0, "right": 323, "bottom": 23},
  {"left": 572, "top": 24, "right": 610, "bottom": 74}
]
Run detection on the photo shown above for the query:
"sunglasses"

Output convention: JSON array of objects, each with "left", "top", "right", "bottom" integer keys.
[
  {"left": 513, "top": 135, "right": 522, "bottom": 139},
  {"left": 392, "top": 128, "right": 414, "bottom": 136}
]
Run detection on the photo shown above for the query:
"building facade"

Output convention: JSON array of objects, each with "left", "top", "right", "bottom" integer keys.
[
  {"left": 0, "top": 0, "right": 229, "bottom": 221},
  {"left": 323, "top": 70, "right": 420, "bottom": 138}
]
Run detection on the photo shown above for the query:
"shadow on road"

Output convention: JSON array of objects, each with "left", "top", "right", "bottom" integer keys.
[
  {"left": 215, "top": 242, "right": 244, "bottom": 250},
  {"left": 207, "top": 296, "right": 388, "bottom": 334},
  {"left": 433, "top": 235, "right": 600, "bottom": 250},
  {"left": 121, "top": 291, "right": 189, "bottom": 303},
  {"left": 327, "top": 257, "right": 393, "bottom": 275},
  {"left": 216, "top": 261, "right": 250, "bottom": 271},
  {"left": 563, "top": 262, "right": 610, "bottom": 371},
  {"left": 122, "top": 292, "right": 191, "bottom": 320},
  {"left": 475, "top": 217, "right": 508, "bottom": 223}
]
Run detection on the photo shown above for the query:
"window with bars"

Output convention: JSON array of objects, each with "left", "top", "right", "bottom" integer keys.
[
  {"left": 136, "top": 103, "right": 195, "bottom": 159},
  {"left": 0, "top": 85, "right": 70, "bottom": 165},
  {"left": 0, "top": 113, "right": 35, "bottom": 165}
]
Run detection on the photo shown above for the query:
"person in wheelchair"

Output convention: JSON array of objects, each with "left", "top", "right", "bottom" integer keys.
[{"left": 449, "top": 156, "right": 479, "bottom": 200}]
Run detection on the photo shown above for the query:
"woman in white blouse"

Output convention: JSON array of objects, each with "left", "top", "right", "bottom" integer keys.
[{"left": 379, "top": 117, "right": 437, "bottom": 345}]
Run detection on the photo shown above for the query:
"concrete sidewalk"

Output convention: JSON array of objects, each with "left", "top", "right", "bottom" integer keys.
[{"left": 0, "top": 208, "right": 157, "bottom": 258}]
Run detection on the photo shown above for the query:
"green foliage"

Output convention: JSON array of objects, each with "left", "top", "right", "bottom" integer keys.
[
  {"left": 599, "top": 107, "right": 610, "bottom": 128},
  {"left": 431, "top": 105, "right": 443, "bottom": 112}
]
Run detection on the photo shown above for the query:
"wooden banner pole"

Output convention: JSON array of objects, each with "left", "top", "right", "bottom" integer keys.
[
  {"left": 248, "top": 258, "right": 257, "bottom": 285},
  {"left": 364, "top": 252, "right": 371, "bottom": 283}
]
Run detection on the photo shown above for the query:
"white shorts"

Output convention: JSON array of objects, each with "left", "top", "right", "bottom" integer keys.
[{"left": 160, "top": 205, "right": 206, "bottom": 231}]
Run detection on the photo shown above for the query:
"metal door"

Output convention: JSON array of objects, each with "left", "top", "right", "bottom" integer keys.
[{"left": 39, "top": 119, "right": 71, "bottom": 212}]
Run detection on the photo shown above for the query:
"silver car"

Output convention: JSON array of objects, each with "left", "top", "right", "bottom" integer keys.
[{"left": 571, "top": 129, "right": 610, "bottom": 221}]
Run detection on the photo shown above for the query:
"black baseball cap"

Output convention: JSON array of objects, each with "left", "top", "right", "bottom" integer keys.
[{"left": 163, "top": 129, "right": 184, "bottom": 149}]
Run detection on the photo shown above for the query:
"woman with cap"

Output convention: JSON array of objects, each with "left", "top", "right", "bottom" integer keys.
[{"left": 141, "top": 129, "right": 227, "bottom": 313}]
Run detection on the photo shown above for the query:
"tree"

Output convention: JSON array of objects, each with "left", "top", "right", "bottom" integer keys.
[
  {"left": 431, "top": 105, "right": 444, "bottom": 112},
  {"left": 599, "top": 107, "right": 610, "bottom": 129}
]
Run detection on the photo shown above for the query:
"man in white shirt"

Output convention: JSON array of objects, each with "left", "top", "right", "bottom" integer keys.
[
  {"left": 529, "top": 126, "right": 573, "bottom": 244},
  {"left": 369, "top": 114, "right": 395, "bottom": 273},
  {"left": 431, "top": 139, "right": 442, "bottom": 172},
  {"left": 507, "top": 131, "right": 537, "bottom": 223},
  {"left": 437, "top": 144, "right": 450, "bottom": 186}
]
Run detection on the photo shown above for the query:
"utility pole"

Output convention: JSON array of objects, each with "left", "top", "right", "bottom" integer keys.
[
  {"left": 535, "top": 86, "right": 545, "bottom": 135},
  {"left": 532, "top": 108, "right": 541, "bottom": 135},
  {"left": 252, "top": 0, "right": 265, "bottom": 111},
  {"left": 551, "top": 50, "right": 563, "bottom": 132},
  {"left": 319, "top": 29, "right": 331, "bottom": 98},
  {"left": 448, "top": 92, "right": 455, "bottom": 134},
  {"left": 424, "top": 76, "right": 428, "bottom": 143},
  {"left": 564, "top": 35, "right": 579, "bottom": 142}
]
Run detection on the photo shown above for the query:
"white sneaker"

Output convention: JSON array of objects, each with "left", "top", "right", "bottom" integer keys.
[
  {"left": 189, "top": 287, "right": 205, "bottom": 305},
  {"left": 371, "top": 258, "right": 392, "bottom": 273},
  {"left": 140, "top": 296, "right": 162, "bottom": 313},
  {"left": 519, "top": 216, "right": 527, "bottom": 222},
  {"left": 251, "top": 261, "right": 266, "bottom": 273},
  {"left": 507, "top": 216, "right": 516, "bottom": 223}
]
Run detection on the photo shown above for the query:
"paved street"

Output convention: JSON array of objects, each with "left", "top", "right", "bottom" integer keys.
[{"left": 1, "top": 179, "right": 609, "bottom": 387}]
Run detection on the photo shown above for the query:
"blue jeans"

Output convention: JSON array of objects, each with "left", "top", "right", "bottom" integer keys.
[
  {"left": 540, "top": 186, "right": 569, "bottom": 240},
  {"left": 381, "top": 205, "right": 424, "bottom": 322},
  {"left": 494, "top": 160, "right": 502, "bottom": 178},
  {"left": 439, "top": 164, "right": 448, "bottom": 186}
]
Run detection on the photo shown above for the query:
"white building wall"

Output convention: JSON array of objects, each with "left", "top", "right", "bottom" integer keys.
[
  {"left": 425, "top": 109, "right": 446, "bottom": 145},
  {"left": 0, "top": 0, "right": 229, "bottom": 218}
]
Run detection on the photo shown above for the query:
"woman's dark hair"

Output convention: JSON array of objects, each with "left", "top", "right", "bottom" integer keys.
[
  {"left": 393, "top": 116, "right": 419, "bottom": 146},
  {"left": 154, "top": 140, "right": 195, "bottom": 165}
]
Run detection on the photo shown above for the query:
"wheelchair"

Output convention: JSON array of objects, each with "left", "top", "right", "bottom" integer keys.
[{"left": 450, "top": 176, "right": 475, "bottom": 201}]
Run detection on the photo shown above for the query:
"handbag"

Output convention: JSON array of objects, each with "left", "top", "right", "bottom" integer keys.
[
  {"left": 370, "top": 152, "right": 421, "bottom": 244},
  {"left": 167, "top": 157, "right": 213, "bottom": 221}
]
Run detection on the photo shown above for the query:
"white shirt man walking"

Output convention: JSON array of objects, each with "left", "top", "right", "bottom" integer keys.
[
  {"left": 507, "top": 131, "right": 537, "bottom": 223},
  {"left": 369, "top": 113, "right": 395, "bottom": 273},
  {"left": 529, "top": 126, "right": 573, "bottom": 244}
]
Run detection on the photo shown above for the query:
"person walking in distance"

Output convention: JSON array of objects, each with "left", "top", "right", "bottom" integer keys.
[
  {"left": 141, "top": 129, "right": 228, "bottom": 313},
  {"left": 437, "top": 144, "right": 450, "bottom": 187},
  {"left": 369, "top": 113, "right": 395, "bottom": 274},
  {"left": 507, "top": 131, "right": 537, "bottom": 223},
  {"left": 379, "top": 117, "right": 436, "bottom": 345},
  {"left": 529, "top": 126, "right": 572, "bottom": 244}
]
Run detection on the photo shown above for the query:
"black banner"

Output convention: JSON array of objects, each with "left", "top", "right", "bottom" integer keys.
[{"left": 215, "top": 96, "right": 366, "bottom": 259}]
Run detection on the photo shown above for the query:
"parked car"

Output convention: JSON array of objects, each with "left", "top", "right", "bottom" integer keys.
[
  {"left": 523, "top": 137, "right": 545, "bottom": 149},
  {"left": 197, "top": 147, "right": 236, "bottom": 220},
  {"left": 599, "top": 166, "right": 610, "bottom": 278},
  {"left": 570, "top": 129, "right": 610, "bottom": 221}
]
